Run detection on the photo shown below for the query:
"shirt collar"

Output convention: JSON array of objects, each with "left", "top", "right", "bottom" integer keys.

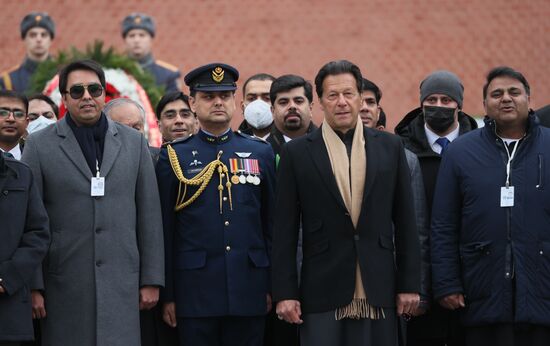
[
  {"left": 424, "top": 123, "right": 460, "bottom": 149},
  {"left": 424, "top": 123, "right": 460, "bottom": 154},
  {"left": 0, "top": 143, "right": 22, "bottom": 160}
]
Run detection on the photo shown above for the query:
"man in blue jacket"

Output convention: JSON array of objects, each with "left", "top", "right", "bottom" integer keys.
[{"left": 431, "top": 66, "right": 550, "bottom": 346}]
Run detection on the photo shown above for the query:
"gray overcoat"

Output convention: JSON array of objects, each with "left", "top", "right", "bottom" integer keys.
[{"left": 22, "top": 116, "right": 164, "bottom": 346}]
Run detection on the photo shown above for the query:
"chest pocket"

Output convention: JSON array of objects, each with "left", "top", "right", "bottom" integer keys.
[
  {"left": 1, "top": 186, "right": 26, "bottom": 199},
  {"left": 230, "top": 178, "right": 261, "bottom": 206}
]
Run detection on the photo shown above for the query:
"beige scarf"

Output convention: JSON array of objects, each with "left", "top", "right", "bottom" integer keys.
[{"left": 322, "top": 118, "right": 384, "bottom": 320}]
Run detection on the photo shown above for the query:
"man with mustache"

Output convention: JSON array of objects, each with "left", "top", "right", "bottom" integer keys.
[
  {"left": 22, "top": 59, "right": 164, "bottom": 345},
  {"left": 0, "top": 12, "right": 55, "bottom": 93},
  {"left": 157, "top": 63, "right": 276, "bottom": 346},
  {"left": 264, "top": 74, "right": 316, "bottom": 346},
  {"left": 267, "top": 74, "right": 317, "bottom": 156},
  {"left": 432, "top": 66, "right": 550, "bottom": 345},
  {"left": 395, "top": 70, "right": 477, "bottom": 346}
]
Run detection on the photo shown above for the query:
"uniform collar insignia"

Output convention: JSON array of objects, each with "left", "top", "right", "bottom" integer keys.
[{"left": 198, "top": 129, "right": 233, "bottom": 144}]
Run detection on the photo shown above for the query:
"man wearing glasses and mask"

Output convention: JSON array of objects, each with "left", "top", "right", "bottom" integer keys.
[{"left": 22, "top": 59, "right": 164, "bottom": 346}]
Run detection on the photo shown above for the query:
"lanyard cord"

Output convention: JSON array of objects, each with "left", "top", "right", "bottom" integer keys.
[
  {"left": 96, "top": 160, "right": 100, "bottom": 178},
  {"left": 502, "top": 140, "right": 519, "bottom": 187}
]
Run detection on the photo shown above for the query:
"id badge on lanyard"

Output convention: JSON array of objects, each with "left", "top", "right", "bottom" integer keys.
[{"left": 91, "top": 160, "right": 105, "bottom": 197}]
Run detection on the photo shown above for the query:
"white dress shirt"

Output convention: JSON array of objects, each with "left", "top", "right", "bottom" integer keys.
[{"left": 424, "top": 124, "right": 460, "bottom": 155}]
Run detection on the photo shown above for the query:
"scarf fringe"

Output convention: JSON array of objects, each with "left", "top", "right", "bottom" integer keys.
[{"left": 335, "top": 298, "right": 386, "bottom": 320}]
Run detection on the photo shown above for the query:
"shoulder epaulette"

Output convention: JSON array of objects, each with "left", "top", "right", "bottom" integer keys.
[
  {"left": 1, "top": 64, "right": 19, "bottom": 90},
  {"left": 235, "top": 130, "right": 269, "bottom": 144},
  {"left": 161, "top": 134, "right": 194, "bottom": 148},
  {"left": 156, "top": 60, "right": 180, "bottom": 72}
]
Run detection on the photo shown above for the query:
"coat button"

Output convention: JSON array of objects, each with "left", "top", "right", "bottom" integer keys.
[
  {"left": 226, "top": 246, "right": 231, "bottom": 252},
  {"left": 224, "top": 221, "right": 230, "bottom": 226},
  {"left": 223, "top": 197, "right": 228, "bottom": 202},
  {"left": 95, "top": 228, "right": 102, "bottom": 234},
  {"left": 2, "top": 190, "right": 7, "bottom": 196},
  {"left": 96, "top": 261, "right": 102, "bottom": 267},
  {"left": 354, "top": 234, "right": 360, "bottom": 241},
  {"left": 541, "top": 250, "right": 544, "bottom": 255}
]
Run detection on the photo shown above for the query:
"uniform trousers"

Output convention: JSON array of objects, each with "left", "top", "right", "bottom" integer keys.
[
  {"left": 178, "top": 316, "right": 265, "bottom": 346},
  {"left": 300, "top": 308, "right": 398, "bottom": 346}
]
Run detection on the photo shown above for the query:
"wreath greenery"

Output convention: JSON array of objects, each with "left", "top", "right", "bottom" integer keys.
[{"left": 29, "top": 40, "right": 164, "bottom": 107}]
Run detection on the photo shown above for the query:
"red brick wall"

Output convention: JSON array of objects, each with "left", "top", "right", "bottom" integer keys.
[{"left": 1, "top": 0, "right": 549, "bottom": 130}]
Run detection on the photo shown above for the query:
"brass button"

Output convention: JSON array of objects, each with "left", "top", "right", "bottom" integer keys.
[
  {"left": 221, "top": 173, "right": 225, "bottom": 178},
  {"left": 224, "top": 221, "right": 230, "bottom": 226},
  {"left": 223, "top": 197, "right": 228, "bottom": 202},
  {"left": 226, "top": 246, "right": 231, "bottom": 252}
]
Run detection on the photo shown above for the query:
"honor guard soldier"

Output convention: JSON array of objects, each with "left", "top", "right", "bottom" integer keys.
[
  {"left": 0, "top": 12, "right": 55, "bottom": 93},
  {"left": 156, "top": 63, "right": 276, "bottom": 346},
  {"left": 122, "top": 13, "right": 182, "bottom": 92}
]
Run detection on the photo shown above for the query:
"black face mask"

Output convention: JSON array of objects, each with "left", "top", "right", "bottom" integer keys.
[{"left": 424, "top": 105, "right": 456, "bottom": 133}]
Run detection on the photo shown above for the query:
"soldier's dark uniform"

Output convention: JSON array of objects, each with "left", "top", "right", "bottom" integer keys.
[
  {"left": 0, "top": 58, "right": 42, "bottom": 94},
  {"left": 122, "top": 13, "right": 181, "bottom": 92},
  {"left": 156, "top": 63, "right": 276, "bottom": 346},
  {"left": 0, "top": 12, "right": 55, "bottom": 94},
  {"left": 138, "top": 54, "right": 181, "bottom": 93}
]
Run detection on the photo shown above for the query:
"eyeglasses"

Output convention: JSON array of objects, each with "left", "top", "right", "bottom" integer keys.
[
  {"left": 0, "top": 108, "right": 26, "bottom": 120},
  {"left": 28, "top": 111, "right": 55, "bottom": 121},
  {"left": 65, "top": 83, "right": 104, "bottom": 99},
  {"left": 162, "top": 109, "right": 194, "bottom": 120}
]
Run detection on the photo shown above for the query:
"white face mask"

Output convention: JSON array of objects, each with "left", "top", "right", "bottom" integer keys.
[
  {"left": 244, "top": 99, "right": 273, "bottom": 130},
  {"left": 27, "top": 115, "right": 56, "bottom": 134}
]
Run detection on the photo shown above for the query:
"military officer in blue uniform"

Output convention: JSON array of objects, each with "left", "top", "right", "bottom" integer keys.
[
  {"left": 156, "top": 63, "right": 276, "bottom": 346},
  {"left": 0, "top": 12, "right": 55, "bottom": 93},
  {"left": 122, "top": 13, "right": 182, "bottom": 92}
]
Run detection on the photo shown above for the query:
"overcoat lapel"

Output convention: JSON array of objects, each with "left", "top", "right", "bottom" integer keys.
[
  {"left": 56, "top": 118, "right": 93, "bottom": 180},
  {"left": 306, "top": 127, "right": 347, "bottom": 211},
  {"left": 362, "top": 128, "right": 379, "bottom": 205},
  {"left": 99, "top": 119, "right": 121, "bottom": 178}
]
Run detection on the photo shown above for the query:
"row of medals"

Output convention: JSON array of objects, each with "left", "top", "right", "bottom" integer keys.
[{"left": 231, "top": 173, "right": 261, "bottom": 186}]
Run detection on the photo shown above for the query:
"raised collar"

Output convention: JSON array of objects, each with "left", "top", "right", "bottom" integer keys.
[
  {"left": 21, "top": 56, "right": 41, "bottom": 72},
  {"left": 137, "top": 53, "right": 155, "bottom": 68},
  {"left": 198, "top": 128, "right": 233, "bottom": 144}
]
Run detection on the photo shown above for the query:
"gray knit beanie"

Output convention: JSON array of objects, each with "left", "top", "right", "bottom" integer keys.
[{"left": 420, "top": 70, "right": 464, "bottom": 109}]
